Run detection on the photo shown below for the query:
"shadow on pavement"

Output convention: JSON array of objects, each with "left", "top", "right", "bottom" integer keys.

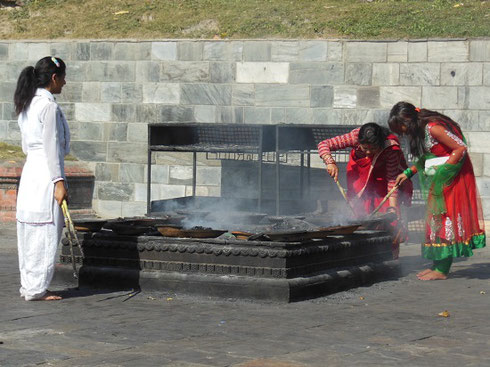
[
  {"left": 55, "top": 286, "right": 141, "bottom": 301},
  {"left": 449, "top": 262, "right": 490, "bottom": 280}
]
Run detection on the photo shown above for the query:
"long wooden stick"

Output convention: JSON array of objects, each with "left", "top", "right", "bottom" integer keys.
[
  {"left": 368, "top": 184, "right": 399, "bottom": 219},
  {"left": 335, "top": 180, "right": 357, "bottom": 216},
  {"left": 61, "top": 200, "right": 82, "bottom": 278}
]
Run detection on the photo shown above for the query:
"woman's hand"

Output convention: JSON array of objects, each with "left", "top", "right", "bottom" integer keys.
[
  {"left": 326, "top": 163, "right": 339, "bottom": 182},
  {"left": 386, "top": 206, "right": 400, "bottom": 221},
  {"left": 54, "top": 180, "right": 68, "bottom": 206},
  {"left": 394, "top": 173, "right": 408, "bottom": 187}
]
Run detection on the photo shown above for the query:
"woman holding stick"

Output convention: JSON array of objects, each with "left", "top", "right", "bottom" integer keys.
[
  {"left": 318, "top": 122, "right": 413, "bottom": 259},
  {"left": 14, "top": 56, "right": 70, "bottom": 300},
  {"left": 389, "top": 101, "right": 485, "bottom": 280}
]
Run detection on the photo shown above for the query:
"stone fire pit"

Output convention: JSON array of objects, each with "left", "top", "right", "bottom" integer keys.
[{"left": 57, "top": 228, "right": 398, "bottom": 302}]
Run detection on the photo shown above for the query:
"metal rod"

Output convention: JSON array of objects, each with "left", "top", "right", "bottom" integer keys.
[
  {"left": 300, "top": 151, "right": 304, "bottom": 199},
  {"left": 61, "top": 200, "right": 82, "bottom": 279},
  {"left": 275, "top": 125, "right": 280, "bottom": 216},
  {"left": 258, "top": 127, "right": 263, "bottom": 212},
  {"left": 306, "top": 151, "right": 311, "bottom": 199},
  {"left": 147, "top": 124, "right": 152, "bottom": 215},
  {"left": 192, "top": 152, "right": 197, "bottom": 196}
]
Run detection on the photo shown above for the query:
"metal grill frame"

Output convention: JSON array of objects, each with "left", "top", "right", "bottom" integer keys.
[{"left": 147, "top": 123, "right": 409, "bottom": 215}]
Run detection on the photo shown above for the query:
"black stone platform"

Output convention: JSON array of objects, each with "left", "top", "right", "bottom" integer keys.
[{"left": 57, "top": 230, "right": 399, "bottom": 302}]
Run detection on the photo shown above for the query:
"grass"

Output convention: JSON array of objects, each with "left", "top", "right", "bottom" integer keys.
[
  {"left": 0, "top": 142, "right": 25, "bottom": 162},
  {"left": 0, "top": 142, "right": 77, "bottom": 162},
  {"left": 0, "top": 0, "right": 488, "bottom": 40}
]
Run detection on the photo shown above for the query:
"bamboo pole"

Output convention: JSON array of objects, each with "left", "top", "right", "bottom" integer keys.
[
  {"left": 368, "top": 185, "right": 399, "bottom": 219},
  {"left": 335, "top": 180, "right": 357, "bottom": 217}
]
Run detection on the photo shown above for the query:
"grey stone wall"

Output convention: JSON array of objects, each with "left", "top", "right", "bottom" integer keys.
[{"left": 0, "top": 39, "right": 489, "bottom": 219}]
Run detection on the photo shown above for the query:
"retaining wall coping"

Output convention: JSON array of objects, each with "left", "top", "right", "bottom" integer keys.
[{"left": 1, "top": 38, "right": 489, "bottom": 43}]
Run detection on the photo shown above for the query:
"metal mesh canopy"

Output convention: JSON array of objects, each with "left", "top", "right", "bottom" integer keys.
[
  {"left": 148, "top": 123, "right": 275, "bottom": 152},
  {"left": 311, "top": 126, "right": 356, "bottom": 144},
  {"left": 197, "top": 125, "right": 259, "bottom": 145},
  {"left": 148, "top": 123, "right": 410, "bottom": 165},
  {"left": 148, "top": 123, "right": 359, "bottom": 153}
]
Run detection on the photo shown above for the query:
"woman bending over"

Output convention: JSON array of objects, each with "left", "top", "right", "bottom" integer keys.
[{"left": 318, "top": 122, "right": 413, "bottom": 259}]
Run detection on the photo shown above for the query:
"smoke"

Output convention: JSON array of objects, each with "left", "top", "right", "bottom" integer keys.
[{"left": 150, "top": 153, "right": 367, "bottom": 230}]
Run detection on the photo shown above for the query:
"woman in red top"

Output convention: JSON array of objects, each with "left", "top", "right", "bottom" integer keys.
[
  {"left": 390, "top": 102, "right": 486, "bottom": 280},
  {"left": 318, "top": 122, "right": 413, "bottom": 259}
]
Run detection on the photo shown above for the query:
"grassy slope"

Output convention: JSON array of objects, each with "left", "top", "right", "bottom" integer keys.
[
  {"left": 0, "top": 142, "right": 25, "bottom": 161},
  {"left": 0, "top": 142, "right": 78, "bottom": 161},
  {"left": 0, "top": 0, "right": 488, "bottom": 40}
]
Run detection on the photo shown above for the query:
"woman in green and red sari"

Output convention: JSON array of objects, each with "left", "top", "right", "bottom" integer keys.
[{"left": 389, "top": 102, "right": 486, "bottom": 280}]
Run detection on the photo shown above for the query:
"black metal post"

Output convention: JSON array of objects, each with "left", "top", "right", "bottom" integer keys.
[
  {"left": 275, "top": 125, "right": 280, "bottom": 215},
  {"left": 258, "top": 127, "right": 263, "bottom": 212},
  {"left": 192, "top": 152, "right": 197, "bottom": 196},
  {"left": 147, "top": 125, "right": 152, "bottom": 215},
  {"left": 300, "top": 151, "right": 304, "bottom": 199},
  {"left": 306, "top": 151, "right": 311, "bottom": 199}
]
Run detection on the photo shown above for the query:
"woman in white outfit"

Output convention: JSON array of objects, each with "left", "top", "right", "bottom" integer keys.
[{"left": 14, "top": 56, "right": 69, "bottom": 301}]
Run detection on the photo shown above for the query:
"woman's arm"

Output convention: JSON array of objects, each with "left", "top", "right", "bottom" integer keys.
[
  {"left": 428, "top": 124, "right": 467, "bottom": 164},
  {"left": 41, "top": 102, "right": 68, "bottom": 205},
  {"left": 318, "top": 128, "right": 360, "bottom": 182},
  {"left": 318, "top": 128, "right": 360, "bottom": 162}
]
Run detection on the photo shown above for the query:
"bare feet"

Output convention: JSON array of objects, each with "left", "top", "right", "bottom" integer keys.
[
  {"left": 34, "top": 291, "right": 62, "bottom": 301},
  {"left": 416, "top": 268, "right": 432, "bottom": 278},
  {"left": 418, "top": 270, "right": 447, "bottom": 281}
]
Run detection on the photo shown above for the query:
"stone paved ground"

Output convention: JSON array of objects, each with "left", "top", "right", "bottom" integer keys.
[{"left": 1, "top": 222, "right": 490, "bottom": 367}]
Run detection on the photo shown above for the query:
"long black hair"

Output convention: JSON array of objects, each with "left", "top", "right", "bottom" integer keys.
[
  {"left": 388, "top": 101, "right": 462, "bottom": 158},
  {"left": 14, "top": 56, "right": 66, "bottom": 115},
  {"left": 358, "top": 122, "right": 389, "bottom": 149}
]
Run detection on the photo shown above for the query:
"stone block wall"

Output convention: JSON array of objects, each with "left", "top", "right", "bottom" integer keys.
[{"left": 0, "top": 39, "right": 489, "bottom": 219}]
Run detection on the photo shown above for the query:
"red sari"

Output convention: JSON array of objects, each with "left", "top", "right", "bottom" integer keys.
[
  {"left": 346, "top": 134, "right": 413, "bottom": 216},
  {"left": 318, "top": 130, "right": 413, "bottom": 258},
  {"left": 346, "top": 134, "right": 413, "bottom": 259}
]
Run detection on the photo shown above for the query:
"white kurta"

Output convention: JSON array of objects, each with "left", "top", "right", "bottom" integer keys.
[{"left": 16, "top": 88, "right": 70, "bottom": 301}]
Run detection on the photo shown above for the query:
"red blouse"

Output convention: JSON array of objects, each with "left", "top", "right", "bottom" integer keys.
[{"left": 317, "top": 128, "right": 403, "bottom": 198}]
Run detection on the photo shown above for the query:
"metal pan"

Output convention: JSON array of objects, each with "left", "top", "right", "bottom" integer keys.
[
  {"left": 253, "top": 230, "right": 311, "bottom": 242},
  {"left": 156, "top": 225, "right": 227, "bottom": 238},
  {"left": 249, "top": 224, "right": 360, "bottom": 242},
  {"left": 156, "top": 225, "right": 184, "bottom": 237},
  {"left": 107, "top": 222, "right": 152, "bottom": 236},
  {"left": 122, "top": 216, "right": 170, "bottom": 227},
  {"left": 231, "top": 230, "right": 254, "bottom": 240},
  {"left": 73, "top": 219, "right": 107, "bottom": 232},
  {"left": 260, "top": 228, "right": 338, "bottom": 241},
  {"left": 318, "top": 224, "right": 361, "bottom": 235},
  {"left": 149, "top": 212, "right": 185, "bottom": 225},
  {"left": 179, "top": 228, "right": 228, "bottom": 238}
]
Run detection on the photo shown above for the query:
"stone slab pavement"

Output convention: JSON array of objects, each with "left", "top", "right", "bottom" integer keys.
[{"left": 1, "top": 222, "right": 490, "bottom": 367}]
